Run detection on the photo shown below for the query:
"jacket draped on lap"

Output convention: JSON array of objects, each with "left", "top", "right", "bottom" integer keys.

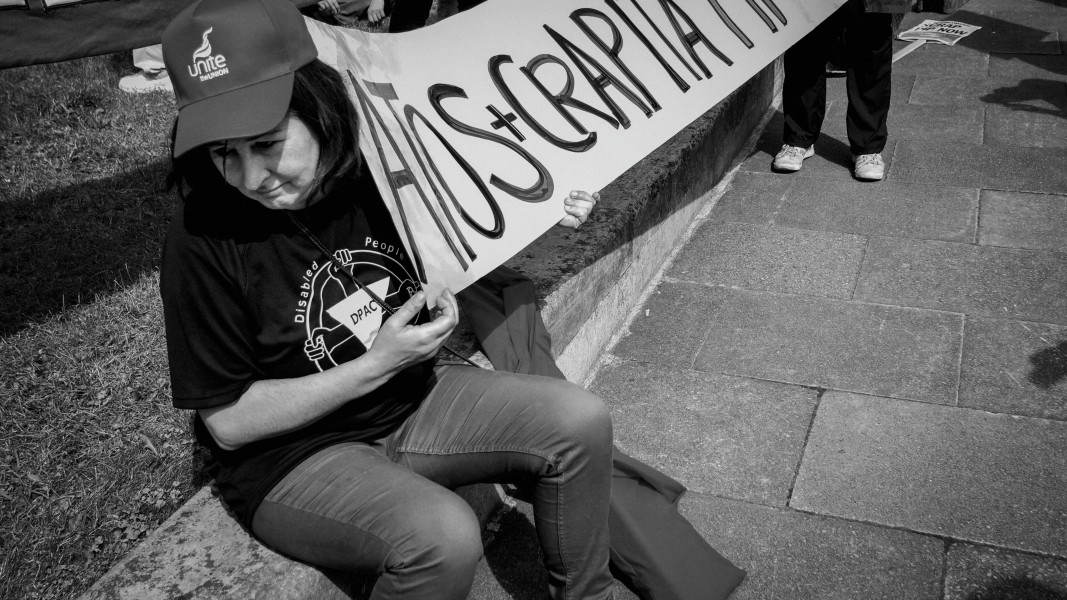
[{"left": 458, "top": 266, "right": 746, "bottom": 600}]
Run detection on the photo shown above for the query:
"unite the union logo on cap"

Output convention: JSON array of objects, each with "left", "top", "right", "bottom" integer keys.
[{"left": 187, "top": 27, "right": 230, "bottom": 82}]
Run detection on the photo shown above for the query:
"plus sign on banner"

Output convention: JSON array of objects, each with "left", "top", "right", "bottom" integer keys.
[{"left": 306, "top": 0, "right": 845, "bottom": 299}]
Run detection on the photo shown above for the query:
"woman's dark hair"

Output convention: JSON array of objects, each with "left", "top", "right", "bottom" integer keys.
[{"left": 168, "top": 59, "right": 362, "bottom": 200}]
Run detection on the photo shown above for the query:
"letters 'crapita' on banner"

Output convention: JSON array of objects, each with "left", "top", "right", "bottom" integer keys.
[{"left": 306, "top": 0, "right": 846, "bottom": 300}]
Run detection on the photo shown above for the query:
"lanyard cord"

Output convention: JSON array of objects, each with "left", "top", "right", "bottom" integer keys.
[{"left": 285, "top": 211, "right": 480, "bottom": 369}]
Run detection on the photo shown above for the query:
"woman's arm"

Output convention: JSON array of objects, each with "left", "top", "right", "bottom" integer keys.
[{"left": 199, "top": 289, "right": 458, "bottom": 451}]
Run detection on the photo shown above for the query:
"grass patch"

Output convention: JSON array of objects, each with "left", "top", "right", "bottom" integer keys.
[
  {"left": 0, "top": 54, "right": 206, "bottom": 600},
  {"left": 0, "top": 5, "right": 451, "bottom": 597},
  {"left": 0, "top": 276, "right": 209, "bottom": 600},
  {"left": 0, "top": 53, "right": 176, "bottom": 336}
]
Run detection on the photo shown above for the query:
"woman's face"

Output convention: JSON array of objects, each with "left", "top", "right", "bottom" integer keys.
[{"left": 208, "top": 114, "right": 322, "bottom": 210}]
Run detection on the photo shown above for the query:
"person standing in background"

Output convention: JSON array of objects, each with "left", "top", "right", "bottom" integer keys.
[
  {"left": 772, "top": 0, "right": 899, "bottom": 181},
  {"left": 388, "top": 0, "right": 486, "bottom": 33},
  {"left": 118, "top": 45, "right": 173, "bottom": 95}
]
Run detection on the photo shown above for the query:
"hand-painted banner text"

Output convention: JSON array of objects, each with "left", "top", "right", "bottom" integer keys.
[{"left": 304, "top": 0, "right": 846, "bottom": 298}]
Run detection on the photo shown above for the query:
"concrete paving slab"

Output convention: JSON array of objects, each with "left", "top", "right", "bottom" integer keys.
[
  {"left": 989, "top": 53, "right": 1067, "bottom": 80},
  {"left": 970, "top": 10, "right": 1067, "bottom": 41},
  {"left": 979, "top": 190, "right": 1067, "bottom": 251},
  {"left": 776, "top": 180, "right": 978, "bottom": 243},
  {"left": 590, "top": 358, "right": 818, "bottom": 506},
  {"left": 909, "top": 75, "right": 1065, "bottom": 112},
  {"left": 693, "top": 291, "right": 963, "bottom": 404},
  {"left": 707, "top": 172, "right": 793, "bottom": 225},
  {"left": 891, "top": 73, "right": 918, "bottom": 106},
  {"left": 943, "top": 543, "right": 1067, "bottom": 600},
  {"left": 898, "top": 10, "right": 927, "bottom": 32},
  {"left": 677, "top": 493, "right": 944, "bottom": 600},
  {"left": 881, "top": 104, "right": 985, "bottom": 144},
  {"left": 824, "top": 99, "right": 986, "bottom": 144},
  {"left": 855, "top": 236, "right": 1067, "bottom": 324},
  {"left": 610, "top": 280, "right": 731, "bottom": 370},
  {"left": 888, "top": 140, "right": 1067, "bottom": 194},
  {"left": 960, "top": 316, "right": 1067, "bottom": 421},
  {"left": 949, "top": 10, "right": 1063, "bottom": 54},
  {"left": 667, "top": 221, "right": 867, "bottom": 299},
  {"left": 791, "top": 392, "right": 1067, "bottom": 557},
  {"left": 986, "top": 105, "right": 1067, "bottom": 148},
  {"left": 891, "top": 43, "right": 991, "bottom": 78}
]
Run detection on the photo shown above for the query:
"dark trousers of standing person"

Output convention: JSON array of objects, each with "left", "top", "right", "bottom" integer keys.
[
  {"left": 388, "top": 0, "right": 487, "bottom": 32},
  {"left": 782, "top": 0, "right": 894, "bottom": 155}
]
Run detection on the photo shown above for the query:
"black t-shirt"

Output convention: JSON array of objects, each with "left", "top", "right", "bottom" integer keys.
[{"left": 160, "top": 175, "right": 433, "bottom": 525}]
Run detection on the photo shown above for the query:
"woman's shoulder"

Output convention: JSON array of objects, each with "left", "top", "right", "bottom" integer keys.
[
  {"left": 304, "top": 171, "right": 389, "bottom": 224},
  {"left": 162, "top": 188, "right": 278, "bottom": 283},
  {"left": 171, "top": 186, "right": 278, "bottom": 243}
]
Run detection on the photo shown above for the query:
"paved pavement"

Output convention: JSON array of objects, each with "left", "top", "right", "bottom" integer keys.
[{"left": 472, "top": 1, "right": 1067, "bottom": 598}]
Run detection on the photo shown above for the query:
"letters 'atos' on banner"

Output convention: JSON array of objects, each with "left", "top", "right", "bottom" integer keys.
[{"left": 305, "top": 0, "right": 846, "bottom": 300}]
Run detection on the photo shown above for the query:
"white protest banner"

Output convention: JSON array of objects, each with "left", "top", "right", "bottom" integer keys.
[{"left": 305, "top": 0, "right": 845, "bottom": 300}]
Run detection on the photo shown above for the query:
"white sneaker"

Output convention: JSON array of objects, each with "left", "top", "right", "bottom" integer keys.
[
  {"left": 772, "top": 144, "right": 814, "bottom": 172},
  {"left": 119, "top": 70, "right": 173, "bottom": 95},
  {"left": 852, "top": 153, "right": 885, "bottom": 181}
]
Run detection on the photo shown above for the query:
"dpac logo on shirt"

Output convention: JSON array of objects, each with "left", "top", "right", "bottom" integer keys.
[
  {"left": 294, "top": 246, "right": 421, "bottom": 372},
  {"left": 186, "top": 27, "right": 229, "bottom": 82},
  {"left": 325, "top": 276, "right": 390, "bottom": 348}
]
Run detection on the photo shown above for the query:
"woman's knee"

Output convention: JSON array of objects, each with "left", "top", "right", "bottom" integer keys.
[
  {"left": 550, "top": 385, "right": 613, "bottom": 450},
  {"left": 389, "top": 489, "right": 483, "bottom": 580}
]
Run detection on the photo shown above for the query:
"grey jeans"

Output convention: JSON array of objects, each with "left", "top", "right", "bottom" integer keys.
[{"left": 250, "top": 365, "right": 614, "bottom": 600}]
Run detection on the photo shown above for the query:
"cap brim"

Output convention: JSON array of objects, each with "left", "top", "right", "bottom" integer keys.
[{"left": 172, "top": 72, "right": 295, "bottom": 158}]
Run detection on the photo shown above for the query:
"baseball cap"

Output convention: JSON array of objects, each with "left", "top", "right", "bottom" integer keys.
[{"left": 163, "top": 0, "right": 318, "bottom": 158}]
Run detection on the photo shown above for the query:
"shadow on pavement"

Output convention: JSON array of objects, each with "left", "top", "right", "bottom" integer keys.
[
  {"left": 951, "top": 9, "right": 1067, "bottom": 118},
  {"left": 483, "top": 507, "right": 548, "bottom": 600},
  {"left": 1028, "top": 340, "right": 1067, "bottom": 389},
  {"left": 980, "top": 77, "right": 1067, "bottom": 118}
]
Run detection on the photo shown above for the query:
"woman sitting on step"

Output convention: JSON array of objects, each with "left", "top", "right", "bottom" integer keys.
[{"left": 158, "top": 0, "right": 609, "bottom": 598}]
